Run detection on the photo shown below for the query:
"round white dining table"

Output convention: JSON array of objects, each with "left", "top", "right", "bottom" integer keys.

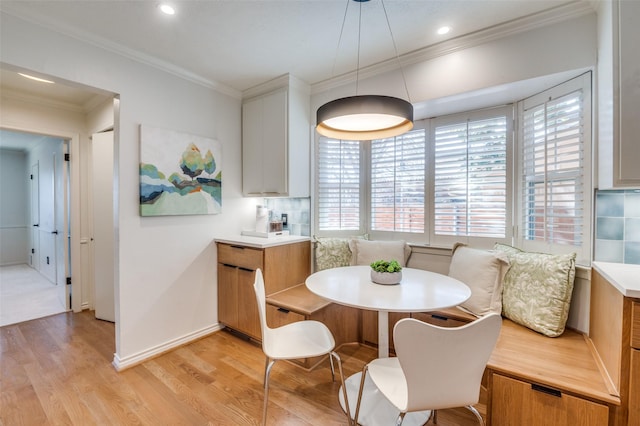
[{"left": 305, "top": 265, "right": 472, "bottom": 358}]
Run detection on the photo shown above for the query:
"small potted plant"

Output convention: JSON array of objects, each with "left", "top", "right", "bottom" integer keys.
[{"left": 370, "top": 259, "right": 403, "bottom": 285}]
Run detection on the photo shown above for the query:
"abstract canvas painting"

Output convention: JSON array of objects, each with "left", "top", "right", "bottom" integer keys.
[{"left": 139, "top": 125, "right": 222, "bottom": 216}]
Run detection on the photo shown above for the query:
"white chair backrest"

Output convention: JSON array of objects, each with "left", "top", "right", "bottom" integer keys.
[
  {"left": 393, "top": 313, "right": 502, "bottom": 412},
  {"left": 253, "top": 269, "right": 271, "bottom": 347}
]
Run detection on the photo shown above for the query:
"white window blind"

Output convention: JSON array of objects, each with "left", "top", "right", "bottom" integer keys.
[
  {"left": 433, "top": 112, "right": 509, "bottom": 239},
  {"left": 317, "top": 138, "right": 361, "bottom": 231},
  {"left": 370, "top": 129, "right": 426, "bottom": 233},
  {"left": 522, "top": 90, "right": 584, "bottom": 247}
]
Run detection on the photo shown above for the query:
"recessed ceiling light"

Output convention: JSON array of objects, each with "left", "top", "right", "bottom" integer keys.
[
  {"left": 18, "top": 73, "right": 55, "bottom": 84},
  {"left": 159, "top": 4, "right": 175, "bottom": 15},
  {"left": 437, "top": 26, "right": 451, "bottom": 35}
]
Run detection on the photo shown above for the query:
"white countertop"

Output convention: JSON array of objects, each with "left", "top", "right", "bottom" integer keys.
[
  {"left": 592, "top": 261, "right": 640, "bottom": 299},
  {"left": 214, "top": 234, "right": 310, "bottom": 249}
]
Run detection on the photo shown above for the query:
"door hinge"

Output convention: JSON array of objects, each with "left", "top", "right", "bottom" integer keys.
[
  {"left": 64, "top": 153, "right": 70, "bottom": 161},
  {"left": 66, "top": 277, "right": 71, "bottom": 285},
  {"left": 30, "top": 174, "right": 33, "bottom": 180},
  {"left": 31, "top": 248, "right": 35, "bottom": 254}
]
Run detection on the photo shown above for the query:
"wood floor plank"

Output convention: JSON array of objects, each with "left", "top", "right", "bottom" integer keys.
[{"left": 0, "top": 311, "right": 484, "bottom": 425}]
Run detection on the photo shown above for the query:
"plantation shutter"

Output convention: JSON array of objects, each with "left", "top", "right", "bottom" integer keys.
[
  {"left": 317, "top": 138, "right": 361, "bottom": 231},
  {"left": 433, "top": 112, "right": 508, "bottom": 239},
  {"left": 521, "top": 90, "right": 585, "bottom": 246},
  {"left": 370, "top": 129, "right": 426, "bottom": 233}
]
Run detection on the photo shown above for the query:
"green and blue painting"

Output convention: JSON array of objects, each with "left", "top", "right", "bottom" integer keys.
[{"left": 139, "top": 125, "right": 222, "bottom": 216}]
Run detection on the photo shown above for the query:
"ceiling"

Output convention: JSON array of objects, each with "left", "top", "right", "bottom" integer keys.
[
  {"left": 0, "top": 0, "right": 591, "bottom": 150},
  {"left": 0, "top": 0, "right": 588, "bottom": 94}
]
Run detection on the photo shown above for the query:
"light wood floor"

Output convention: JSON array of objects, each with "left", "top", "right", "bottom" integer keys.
[{"left": 1, "top": 311, "right": 484, "bottom": 425}]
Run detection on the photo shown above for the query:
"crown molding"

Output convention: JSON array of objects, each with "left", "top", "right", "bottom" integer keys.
[
  {"left": 1, "top": 87, "right": 87, "bottom": 114},
  {"left": 0, "top": 9, "right": 242, "bottom": 100},
  {"left": 311, "top": 0, "right": 596, "bottom": 95}
]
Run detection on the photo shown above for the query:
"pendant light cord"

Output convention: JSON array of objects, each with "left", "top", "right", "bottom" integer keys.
[
  {"left": 381, "top": 0, "right": 411, "bottom": 103},
  {"left": 356, "top": 0, "right": 362, "bottom": 95},
  {"left": 330, "top": 1, "right": 350, "bottom": 86}
]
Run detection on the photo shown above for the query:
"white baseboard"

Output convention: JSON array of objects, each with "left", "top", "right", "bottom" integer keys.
[{"left": 112, "top": 323, "right": 223, "bottom": 371}]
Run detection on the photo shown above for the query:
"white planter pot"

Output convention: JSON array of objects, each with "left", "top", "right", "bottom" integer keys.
[{"left": 370, "top": 270, "right": 402, "bottom": 285}]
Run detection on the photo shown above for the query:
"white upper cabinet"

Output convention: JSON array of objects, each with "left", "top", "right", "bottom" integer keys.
[
  {"left": 242, "top": 74, "right": 310, "bottom": 197},
  {"left": 597, "top": 0, "right": 640, "bottom": 188}
]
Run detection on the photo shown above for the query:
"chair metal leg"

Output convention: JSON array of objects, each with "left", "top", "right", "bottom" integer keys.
[
  {"left": 395, "top": 412, "right": 406, "bottom": 426},
  {"left": 465, "top": 405, "right": 485, "bottom": 426},
  {"left": 328, "top": 351, "right": 336, "bottom": 382},
  {"left": 262, "top": 359, "right": 276, "bottom": 426},
  {"left": 331, "top": 351, "right": 352, "bottom": 426},
  {"left": 354, "top": 364, "right": 369, "bottom": 426}
]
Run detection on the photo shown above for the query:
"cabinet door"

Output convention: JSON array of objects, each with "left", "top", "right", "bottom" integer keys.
[
  {"left": 491, "top": 374, "right": 608, "bottom": 426},
  {"left": 618, "top": 0, "right": 640, "bottom": 184},
  {"left": 242, "top": 89, "right": 288, "bottom": 196},
  {"left": 261, "top": 89, "right": 287, "bottom": 194},
  {"left": 242, "top": 97, "right": 264, "bottom": 195},
  {"left": 237, "top": 267, "right": 261, "bottom": 340},
  {"left": 218, "top": 263, "right": 239, "bottom": 329},
  {"left": 630, "top": 349, "right": 640, "bottom": 426}
]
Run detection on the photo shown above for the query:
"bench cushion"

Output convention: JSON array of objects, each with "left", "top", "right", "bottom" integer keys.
[{"left": 494, "top": 243, "right": 576, "bottom": 337}]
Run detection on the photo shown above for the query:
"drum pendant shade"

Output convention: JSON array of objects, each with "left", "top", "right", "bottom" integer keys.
[{"left": 316, "top": 95, "right": 414, "bottom": 140}]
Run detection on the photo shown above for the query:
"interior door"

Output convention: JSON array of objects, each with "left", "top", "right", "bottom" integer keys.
[
  {"left": 30, "top": 162, "right": 40, "bottom": 270},
  {"left": 38, "top": 150, "right": 57, "bottom": 284},
  {"left": 92, "top": 131, "right": 115, "bottom": 322}
]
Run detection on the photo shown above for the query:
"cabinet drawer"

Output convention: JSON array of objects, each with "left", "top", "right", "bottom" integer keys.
[
  {"left": 266, "top": 304, "right": 305, "bottom": 328},
  {"left": 218, "top": 243, "right": 263, "bottom": 270},
  {"left": 632, "top": 301, "right": 640, "bottom": 349},
  {"left": 412, "top": 312, "right": 470, "bottom": 328},
  {"left": 491, "top": 374, "right": 609, "bottom": 426}
]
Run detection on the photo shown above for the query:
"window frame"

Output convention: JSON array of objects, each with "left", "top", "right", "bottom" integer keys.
[
  {"left": 515, "top": 73, "right": 592, "bottom": 265},
  {"left": 428, "top": 105, "right": 514, "bottom": 249}
]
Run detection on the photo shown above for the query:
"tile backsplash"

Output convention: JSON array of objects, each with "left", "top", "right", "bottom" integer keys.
[
  {"left": 264, "top": 197, "right": 311, "bottom": 236},
  {"left": 595, "top": 190, "right": 640, "bottom": 264}
]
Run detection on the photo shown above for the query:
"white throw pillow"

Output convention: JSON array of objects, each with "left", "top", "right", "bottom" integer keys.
[
  {"left": 448, "top": 243, "right": 509, "bottom": 317},
  {"left": 349, "top": 239, "right": 411, "bottom": 267}
]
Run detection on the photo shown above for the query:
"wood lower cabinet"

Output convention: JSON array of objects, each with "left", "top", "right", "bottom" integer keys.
[
  {"left": 631, "top": 349, "right": 640, "bottom": 425},
  {"left": 361, "top": 308, "right": 475, "bottom": 351},
  {"left": 491, "top": 374, "right": 609, "bottom": 426},
  {"left": 216, "top": 240, "right": 310, "bottom": 340}
]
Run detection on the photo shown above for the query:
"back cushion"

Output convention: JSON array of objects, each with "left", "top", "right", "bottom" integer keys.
[
  {"left": 448, "top": 243, "right": 509, "bottom": 317},
  {"left": 494, "top": 243, "right": 576, "bottom": 337},
  {"left": 349, "top": 239, "right": 411, "bottom": 267}
]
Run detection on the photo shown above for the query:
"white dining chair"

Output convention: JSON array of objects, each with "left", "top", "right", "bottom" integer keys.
[
  {"left": 354, "top": 313, "right": 502, "bottom": 426},
  {"left": 253, "top": 268, "right": 352, "bottom": 426}
]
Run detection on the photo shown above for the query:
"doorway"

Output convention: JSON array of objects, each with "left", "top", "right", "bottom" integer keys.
[{"left": 0, "top": 130, "right": 68, "bottom": 325}]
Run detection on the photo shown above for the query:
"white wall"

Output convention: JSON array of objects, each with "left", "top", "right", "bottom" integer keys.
[
  {"left": 311, "top": 12, "right": 597, "bottom": 114},
  {"left": 1, "top": 11, "right": 260, "bottom": 368},
  {"left": 0, "top": 149, "right": 29, "bottom": 265}
]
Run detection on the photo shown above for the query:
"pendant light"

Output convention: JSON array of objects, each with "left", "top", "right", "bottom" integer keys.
[{"left": 316, "top": 0, "right": 413, "bottom": 141}]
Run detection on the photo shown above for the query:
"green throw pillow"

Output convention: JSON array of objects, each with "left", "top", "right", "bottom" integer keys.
[
  {"left": 493, "top": 243, "right": 576, "bottom": 337},
  {"left": 314, "top": 237, "right": 352, "bottom": 271}
]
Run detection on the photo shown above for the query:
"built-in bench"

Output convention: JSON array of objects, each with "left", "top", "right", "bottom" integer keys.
[
  {"left": 265, "top": 285, "right": 622, "bottom": 425},
  {"left": 422, "top": 308, "right": 620, "bottom": 426}
]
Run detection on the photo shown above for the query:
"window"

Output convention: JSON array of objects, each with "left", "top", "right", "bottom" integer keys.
[
  {"left": 370, "top": 129, "right": 426, "bottom": 234},
  {"left": 518, "top": 73, "right": 591, "bottom": 262},
  {"left": 314, "top": 73, "right": 592, "bottom": 262},
  {"left": 316, "top": 138, "right": 361, "bottom": 232},
  {"left": 431, "top": 107, "right": 512, "bottom": 246}
]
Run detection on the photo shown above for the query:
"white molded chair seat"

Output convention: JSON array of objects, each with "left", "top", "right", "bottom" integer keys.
[
  {"left": 253, "top": 268, "right": 352, "bottom": 426},
  {"left": 355, "top": 313, "right": 502, "bottom": 426}
]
